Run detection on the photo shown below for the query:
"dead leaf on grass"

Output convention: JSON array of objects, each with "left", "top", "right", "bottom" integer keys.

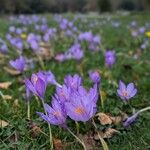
[
  {"left": 79, "top": 132, "right": 96, "bottom": 150},
  {"left": 53, "top": 138, "right": 67, "bottom": 150},
  {"left": 94, "top": 128, "right": 120, "bottom": 140},
  {"left": 0, "top": 120, "right": 9, "bottom": 128},
  {"left": 4, "top": 67, "right": 21, "bottom": 75},
  {"left": 3, "top": 95, "right": 12, "bottom": 100},
  {"left": 96, "top": 113, "right": 112, "bottom": 125},
  {"left": 0, "top": 81, "right": 12, "bottom": 89},
  {"left": 96, "top": 112, "right": 128, "bottom": 125}
]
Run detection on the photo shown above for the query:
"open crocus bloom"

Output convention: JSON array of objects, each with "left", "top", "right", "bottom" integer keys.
[
  {"left": 117, "top": 80, "right": 137, "bottom": 101},
  {"left": 37, "top": 98, "right": 67, "bottom": 127},
  {"left": 89, "top": 70, "right": 101, "bottom": 84},
  {"left": 64, "top": 84, "right": 98, "bottom": 122}
]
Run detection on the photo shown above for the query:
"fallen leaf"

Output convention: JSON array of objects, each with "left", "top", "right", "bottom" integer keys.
[
  {"left": 96, "top": 112, "right": 128, "bottom": 125},
  {"left": 96, "top": 113, "right": 112, "bottom": 125},
  {"left": 94, "top": 128, "right": 120, "bottom": 139},
  {"left": 53, "top": 138, "right": 67, "bottom": 150},
  {"left": 28, "top": 121, "right": 42, "bottom": 138},
  {"left": 103, "top": 128, "right": 120, "bottom": 138},
  {"left": 4, "top": 67, "right": 21, "bottom": 75},
  {"left": 79, "top": 132, "right": 96, "bottom": 150},
  {"left": 13, "top": 99, "right": 19, "bottom": 108},
  {"left": 0, "top": 81, "right": 12, "bottom": 89},
  {"left": 3, "top": 95, "right": 12, "bottom": 100},
  {"left": 0, "top": 120, "right": 9, "bottom": 128},
  {"left": 36, "top": 46, "right": 53, "bottom": 60}
]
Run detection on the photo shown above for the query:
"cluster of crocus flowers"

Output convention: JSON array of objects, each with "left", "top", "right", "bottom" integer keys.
[
  {"left": 55, "top": 43, "right": 84, "bottom": 62},
  {"left": 78, "top": 31, "right": 101, "bottom": 51},
  {"left": 88, "top": 70, "right": 101, "bottom": 84},
  {"left": 37, "top": 74, "right": 99, "bottom": 127}
]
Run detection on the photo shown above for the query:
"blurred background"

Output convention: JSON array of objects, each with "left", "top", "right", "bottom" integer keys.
[{"left": 0, "top": 0, "right": 150, "bottom": 14}]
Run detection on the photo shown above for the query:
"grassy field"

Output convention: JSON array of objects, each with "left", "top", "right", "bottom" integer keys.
[{"left": 0, "top": 12, "right": 150, "bottom": 150}]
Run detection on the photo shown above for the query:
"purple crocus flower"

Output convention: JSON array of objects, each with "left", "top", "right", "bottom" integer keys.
[
  {"left": 55, "top": 85, "right": 71, "bottom": 102},
  {"left": 9, "top": 56, "right": 25, "bottom": 72},
  {"left": 55, "top": 53, "right": 66, "bottom": 62},
  {"left": 37, "top": 98, "right": 67, "bottom": 127},
  {"left": 64, "top": 74, "right": 82, "bottom": 90},
  {"left": 105, "top": 50, "right": 116, "bottom": 68},
  {"left": 25, "top": 74, "right": 46, "bottom": 99},
  {"left": 37, "top": 71, "right": 62, "bottom": 87},
  {"left": 0, "top": 44, "right": 8, "bottom": 53},
  {"left": 117, "top": 81, "right": 137, "bottom": 101},
  {"left": 64, "top": 84, "right": 98, "bottom": 122},
  {"left": 123, "top": 113, "right": 138, "bottom": 128},
  {"left": 89, "top": 70, "right": 101, "bottom": 84}
]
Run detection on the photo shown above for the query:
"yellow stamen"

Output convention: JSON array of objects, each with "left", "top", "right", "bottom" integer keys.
[
  {"left": 32, "top": 76, "right": 38, "bottom": 84},
  {"left": 122, "top": 91, "right": 128, "bottom": 97}
]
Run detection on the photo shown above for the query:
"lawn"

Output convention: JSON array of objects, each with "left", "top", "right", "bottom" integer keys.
[{"left": 0, "top": 12, "right": 150, "bottom": 150}]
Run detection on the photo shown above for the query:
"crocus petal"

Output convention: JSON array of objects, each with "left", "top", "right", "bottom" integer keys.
[
  {"left": 123, "top": 113, "right": 138, "bottom": 128},
  {"left": 119, "top": 80, "right": 126, "bottom": 91},
  {"left": 25, "top": 79, "right": 37, "bottom": 95},
  {"left": 127, "top": 83, "right": 134, "bottom": 94},
  {"left": 35, "top": 78, "right": 46, "bottom": 98},
  {"left": 129, "top": 89, "right": 137, "bottom": 98}
]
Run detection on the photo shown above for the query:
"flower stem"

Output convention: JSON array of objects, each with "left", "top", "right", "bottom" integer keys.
[
  {"left": 137, "top": 106, "right": 150, "bottom": 114},
  {"left": 41, "top": 98, "right": 53, "bottom": 150},
  {"left": 75, "top": 121, "right": 80, "bottom": 135},
  {"left": 92, "top": 118, "right": 109, "bottom": 150},
  {"left": 27, "top": 100, "right": 30, "bottom": 120},
  {"left": 67, "top": 127, "right": 87, "bottom": 150}
]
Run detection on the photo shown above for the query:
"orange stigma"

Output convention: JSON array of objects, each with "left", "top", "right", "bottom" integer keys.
[
  {"left": 53, "top": 111, "right": 60, "bottom": 117},
  {"left": 75, "top": 107, "right": 85, "bottom": 115}
]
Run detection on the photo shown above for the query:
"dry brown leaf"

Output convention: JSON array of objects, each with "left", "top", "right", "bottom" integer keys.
[
  {"left": 96, "top": 112, "right": 128, "bottom": 125},
  {"left": 103, "top": 128, "right": 120, "bottom": 138},
  {"left": 79, "top": 132, "right": 96, "bottom": 150},
  {"left": 28, "top": 121, "right": 42, "bottom": 138},
  {"left": 0, "top": 81, "right": 12, "bottom": 89},
  {"left": 0, "top": 120, "right": 9, "bottom": 128},
  {"left": 36, "top": 46, "right": 53, "bottom": 60},
  {"left": 96, "top": 113, "right": 112, "bottom": 125},
  {"left": 4, "top": 67, "right": 21, "bottom": 75},
  {"left": 3, "top": 95, "right": 12, "bottom": 100},
  {"left": 53, "top": 138, "right": 67, "bottom": 150},
  {"left": 13, "top": 99, "right": 19, "bottom": 108},
  {"left": 110, "top": 112, "right": 128, "bottom": 125},
  {"left": 94, "top": 128, "right": 120, "bottom": 140}
]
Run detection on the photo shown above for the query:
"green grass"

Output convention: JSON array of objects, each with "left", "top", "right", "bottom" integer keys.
[{"left": 0, "top": 12, "right": 150, "bottom": 149}]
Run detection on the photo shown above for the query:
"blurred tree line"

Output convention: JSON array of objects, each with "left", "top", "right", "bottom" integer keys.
[{"left": 0, "top": 0, "right": 149, "bottom": 14}]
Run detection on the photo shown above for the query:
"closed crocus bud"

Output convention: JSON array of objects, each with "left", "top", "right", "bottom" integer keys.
[
  {"left": 64, "top": 74, "right": 82, "bottom": 90},
  {"left": 123, "top": 113, "right": 138, "bottom": 128},
  {"left": 105, "top": 50, "right": 116, "bottom": 68},
  {"left": 89, "top": 70, "right": 101, "bottom": 84},
  {"left": 25, "top": 74, "right": 46, "bottom": 100}
]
